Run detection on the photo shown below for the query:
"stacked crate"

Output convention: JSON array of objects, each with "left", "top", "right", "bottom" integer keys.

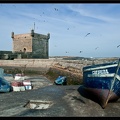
[
  {"left": 14, "top": 74, "right": 25, "bottom": 80},
  {"left": 23, "top": 80, "right": 32, "bottom": 90},
  {"left": 11, "top": 81, "right": 25, "bottom": 91},
  {"left": 11, "top": 74, "right": 32, "bottom": 91}
]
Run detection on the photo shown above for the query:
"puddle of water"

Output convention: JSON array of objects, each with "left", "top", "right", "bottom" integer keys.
[{"left": 24, "top": 100, "right": 53, "bottom": 109}]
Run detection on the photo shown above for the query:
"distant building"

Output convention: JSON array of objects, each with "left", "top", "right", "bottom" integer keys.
[
  {"left": 12, "top": 30, "right": 50, "bottom": 59},
  {"left": 0, "top": 30, "right": 50, "bottom": 59}
]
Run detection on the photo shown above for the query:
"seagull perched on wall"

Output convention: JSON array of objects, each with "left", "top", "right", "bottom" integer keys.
[{"left": 85, "top": 33, "right": 90, "bottom": 37}]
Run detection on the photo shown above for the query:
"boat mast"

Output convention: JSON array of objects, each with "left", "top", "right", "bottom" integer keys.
[{"left": 103, "top": 58, "right": 120, "bottom": 108}]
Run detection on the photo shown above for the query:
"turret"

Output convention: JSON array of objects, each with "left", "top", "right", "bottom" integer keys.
[
  {"left": 47, "top": 33, "right": 50, "bottom": 39},
  {"left": 11, "top": 32, "right": 14, "bottom": 38},
  {"left": 31, "top": 29, "right": 34, "bottom": 37}
]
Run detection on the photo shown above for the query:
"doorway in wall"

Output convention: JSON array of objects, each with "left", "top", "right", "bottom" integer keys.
[{"left": 23, "top": 48, "right": 26, "bottom": 53}]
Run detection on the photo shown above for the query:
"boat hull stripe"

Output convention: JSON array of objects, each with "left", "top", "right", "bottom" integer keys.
[{"left": 83, "top": 64, "right": 117, "bottom": 72}]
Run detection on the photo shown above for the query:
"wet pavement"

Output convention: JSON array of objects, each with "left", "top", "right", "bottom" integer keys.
[{"left": 0, "top": 75, "right": 120, "bottom": 117}]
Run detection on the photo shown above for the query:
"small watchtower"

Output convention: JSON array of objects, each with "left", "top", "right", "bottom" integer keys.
[{"left": 11, "top": 30, "right": 50, "bottom": 59}]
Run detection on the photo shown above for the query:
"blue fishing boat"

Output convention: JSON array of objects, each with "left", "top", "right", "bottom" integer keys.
[
  {"left": 54, "top": 76, "right": 67, "bottom": 85},
  {"left": 81, "top": 58, "right": 120, "bottom": 108},
  {"left": 0, "top": 68, "right": 12, "bottom": 92}
]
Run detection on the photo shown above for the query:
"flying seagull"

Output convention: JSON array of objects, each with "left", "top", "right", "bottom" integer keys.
[
  {"left": 85, "top": 33, "right": 90, "bottom": 37},
  {"left": 95, "top": 47, "right": 99, "bottom": 50},
  {"left": 13, "top": 5, "right": 16, "bottom": 7},
  {"left": 54, "top": 8, "right": 58, "bottom": 11},
  {"left": 79, "top": 51, "right": 82, "bottom": 53},
  {"left": 117, "top": 45, "right": 120, "bottom": 48}
]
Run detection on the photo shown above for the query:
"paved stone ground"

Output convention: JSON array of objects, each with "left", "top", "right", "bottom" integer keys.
[{"left": 0, "top": 75, "right": 120, "bottom": 117}]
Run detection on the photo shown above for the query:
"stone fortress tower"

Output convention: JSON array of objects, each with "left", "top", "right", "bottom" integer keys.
[{"left": 11, "top": 30, "right": 50, "bottom": 59}]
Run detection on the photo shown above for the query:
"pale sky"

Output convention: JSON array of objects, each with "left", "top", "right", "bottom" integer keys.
[{"left": 0, "top": 3, "right": 120, "bottom": 58}]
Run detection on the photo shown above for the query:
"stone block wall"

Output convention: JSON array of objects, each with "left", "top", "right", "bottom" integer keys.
[
  {"left": 0, "top": 57, "right": 117, "bottom": 73},
  {"left": 0, "top": 51, "right": 13, "bottom": 59},
  {"left": 32, "top": 33, "right": 49, "bottom": 58},
  {"left": 13, "top": 33, "right": 32, "bottom": 52}
]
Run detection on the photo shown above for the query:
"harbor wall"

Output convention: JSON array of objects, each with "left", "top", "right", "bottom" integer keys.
[
  {"left": 0, "top": 57, "right": 118, "bottom": 84},
  {"left": 0, "top": 57, "right": 117, "bottom": 73}
]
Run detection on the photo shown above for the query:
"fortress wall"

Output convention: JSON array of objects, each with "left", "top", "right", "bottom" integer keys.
[{"left": 13, "top": 33, "right": 32, "bottom": 52}]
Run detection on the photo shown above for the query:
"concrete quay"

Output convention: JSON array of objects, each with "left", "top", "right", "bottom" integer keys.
[{"left": 0, "top": 75, "right": 120, "bottom": 117}]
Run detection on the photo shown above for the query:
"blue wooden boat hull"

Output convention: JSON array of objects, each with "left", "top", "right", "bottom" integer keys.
[
  {"left": 82, "top": 60, "right": 120, "bottom": 108},
  {"left": 0, "top": 77, "right": 11, "bottom": 92}
]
